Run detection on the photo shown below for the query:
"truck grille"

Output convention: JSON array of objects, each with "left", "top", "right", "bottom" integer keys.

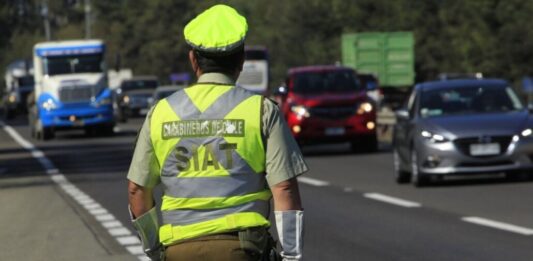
[
  {"left": 309, "top": 106, "right": 356, "bottom": 119},
  {"left": 59, "top": 85, "right": 95, "bottom": 103},
  {"left": 453, "top": 136, "right": 512, "bottom": 158}
]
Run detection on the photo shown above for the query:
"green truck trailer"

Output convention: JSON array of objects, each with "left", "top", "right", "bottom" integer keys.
[{"left": 342, "top": 32, "right": 415, "bottom": 87}]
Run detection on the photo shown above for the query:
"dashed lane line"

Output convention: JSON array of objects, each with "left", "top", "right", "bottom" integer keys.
[
  {"left": 462, "top": 217, "right": 533, "bottom": 236},
  {"left": 364, "top": 193, "right": 422, "bottom": 208},
  {"left": 0, "top": 121, "right": 147, "bottom": 261},
  {"left": 298, "top": 176, "right": 330, "bottom": 187}
]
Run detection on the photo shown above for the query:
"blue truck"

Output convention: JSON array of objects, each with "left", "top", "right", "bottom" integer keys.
[{"left": 29, "top": 39, "right": 115, "bottom": 140}]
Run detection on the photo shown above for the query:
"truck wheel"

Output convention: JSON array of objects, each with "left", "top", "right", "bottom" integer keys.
[
  {"left": 100, "top": 124, "right": 115, "bottom": 136},
  {"left": 34, "top": 118, "right": 54, "bottom": 140},
  {"left": 41, "top": 127, "right": 54, "bottom": 140},
  {"left": 29, "top": 106, "right": 37, "bottom": 138},
  {"left": 85, "top": 124, "right": 115, "bottom": 137}
]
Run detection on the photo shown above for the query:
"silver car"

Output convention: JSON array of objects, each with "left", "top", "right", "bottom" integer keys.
[{"left": 393, "top": 79, "right": 533, "bottom": 186}]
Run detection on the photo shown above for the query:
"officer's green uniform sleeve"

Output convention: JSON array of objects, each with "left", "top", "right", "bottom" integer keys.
[
  {"left": 263, "top": 99, "right": 308, "bottom": 187},
  {"left": 127, "top": 108, "right": 161, "bottom": 188}
]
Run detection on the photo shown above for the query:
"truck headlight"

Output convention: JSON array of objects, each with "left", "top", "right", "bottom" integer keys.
[
  {"left": 123, "top": 95, "right": 130, "bottom": 104},
  {"left": 41, "top": 98, "right": 57, "bottom": 111},
  {"left": 291, "top": 105, "right": 310, "bottom": 118},
  {"left": 357, "top": 102, "right": 373, "bottom": 114},
  {"left": 421, "top": 130, "right": 448, "bottom": 143}
]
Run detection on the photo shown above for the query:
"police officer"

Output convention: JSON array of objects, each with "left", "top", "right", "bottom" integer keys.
[{"left": 127, "top": 4, "right": 307, "bottom": 261}]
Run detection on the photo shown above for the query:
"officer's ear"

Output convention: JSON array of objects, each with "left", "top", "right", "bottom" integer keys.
[{"left": 189, "top": 50, "right": 200, "bottom": 76}]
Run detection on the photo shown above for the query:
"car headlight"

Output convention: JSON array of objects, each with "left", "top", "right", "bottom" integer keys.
[
  {"left": 357, "top": 102, "right": 373, "bottom": 115},
  {"left": 8, "top": 93, "right": 18, "bottom": 103},
  {"left": 123, "top": 95, "right": 130, "bottom": 104},
  {"left": 421, "top": 130, "right": 448, "bottom": 143},
  {"left": 41, "top": 98, "right": 57, "bottom": 111},
  {"left": 521, "top": 128, "right": 532, "bottom": 137},
  {"left": 291, "top": 105, "right": 310, "bottom": 118}
]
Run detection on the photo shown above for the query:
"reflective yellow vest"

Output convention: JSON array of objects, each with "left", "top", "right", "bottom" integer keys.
[{"left": 150, "top": 83, "right": 271, "bottom": 246}]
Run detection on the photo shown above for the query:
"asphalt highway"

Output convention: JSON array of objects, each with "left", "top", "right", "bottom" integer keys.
[{"left": 2, "top": 116, "right": 533, "bottom": 260}]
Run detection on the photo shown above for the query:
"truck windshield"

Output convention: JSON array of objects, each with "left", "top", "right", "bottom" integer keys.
[
  {"left": 293, "top": 70, "right": 361, "bottom": 94},
  {"left": 43, "top": 54, "right": 103, "bottom": 76},
  {"left": 419, "top": 85, "right": 524, "bottom": 118}
]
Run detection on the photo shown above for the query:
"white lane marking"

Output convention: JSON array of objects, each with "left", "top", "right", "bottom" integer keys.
[
  {"left": 95, "top": 214, "right": 116, "bottom": 222},
  {"left": 298, "top": 177, "right": 330, "bottom": 187},
  {"left": 126, "top": 245, "right": 145, "bottom": 255},
  {"left": 109, "top": 227, "right": 132, "bottom": 236},
  {"left": 364, "top": 193, "right": 422, "bottom": 208},
  {"left": 89, "top": 208, "right": 108, "bottom": 215},
  {"left": 138, "top": 255, "right": 151, "bottom": 261},
  {"left": 102, "top": 220, "right": 124, "bottom": 229},
  {"left": 0, "top": 121, "right": 142, "bottom": 258},
  {"left": 462, "top": 217, "right": 533, "bottom": 236},
  {"left": 343, "top": 187, "right": 354, "bottom": 192},
  {"left": 116, "top": 236, "right": 141, "bottom": 246}
]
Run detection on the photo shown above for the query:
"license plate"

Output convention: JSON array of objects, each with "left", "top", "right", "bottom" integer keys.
[
  {"left": 325, "top": 127, "right": 345, "bottom": 136},
  {"left": 469, "top": 143, "right": 500, "bottom": 156}
]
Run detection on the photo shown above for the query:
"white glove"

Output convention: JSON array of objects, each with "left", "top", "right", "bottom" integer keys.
[
  {"left": 129, "top": 205, "right": 164, "bottom": 261},
  {"left": 275, "top": 210, "right": 304, "bottom": 260}
]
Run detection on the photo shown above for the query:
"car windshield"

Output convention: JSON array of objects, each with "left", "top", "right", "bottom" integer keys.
[
  {"left": 43, "top": 54, "right": 103, "bottom": 75},
  {"left": 121, "top": 80, "right": 158, "bottom": 91},
  {"left": 419, "top": 85, "right": 524, "bottom": 118},
  {"left": 293, "top": 70, "right": 361, "bottom": 94}
]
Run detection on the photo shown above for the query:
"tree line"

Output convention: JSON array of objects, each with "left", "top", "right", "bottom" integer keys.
[{"left": 2, "top": 0, "right": 533, "bottom": 89}]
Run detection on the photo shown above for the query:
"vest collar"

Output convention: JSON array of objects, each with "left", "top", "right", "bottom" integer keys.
[{"left": 197, "top": 73, "right": 235, "bottom": 85}]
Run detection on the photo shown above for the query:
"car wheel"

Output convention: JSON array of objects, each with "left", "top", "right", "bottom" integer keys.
[
  {"left": 3, "top": 105, "right": 15, "bottom": 120},
  {"left": 394, "top": 149, "right": 411, "bottom": 184},
  {"left": 411, "top": 149, "right": 430, "bottom": 187}
]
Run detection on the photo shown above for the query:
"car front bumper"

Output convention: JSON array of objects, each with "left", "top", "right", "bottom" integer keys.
[
  {"left": 287, "top": 112, "right": 376, "bottom": 143},
  {"left": 417, "top": 136, "right": 533, "bottom": 175}
]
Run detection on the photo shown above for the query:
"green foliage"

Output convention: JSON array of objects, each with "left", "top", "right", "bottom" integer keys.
[{"left": 2, "top": 0, "right": 533, "bottom": 88}]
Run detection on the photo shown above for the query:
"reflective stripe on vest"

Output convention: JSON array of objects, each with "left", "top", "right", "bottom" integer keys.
[{"left": 150, "top": 84, "right": 269, "bottom": 245}]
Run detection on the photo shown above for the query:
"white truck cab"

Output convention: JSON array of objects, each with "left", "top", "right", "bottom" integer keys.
[{"left": 30, "top": 39, "right": 115, "bottom": 140}]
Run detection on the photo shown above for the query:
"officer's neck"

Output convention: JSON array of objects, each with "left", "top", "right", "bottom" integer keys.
[{"left": 197, "top": 72, "right": 237, "bottom": 85}]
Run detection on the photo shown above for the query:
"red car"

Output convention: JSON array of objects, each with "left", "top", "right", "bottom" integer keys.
[{"left": 274, "top": 65, "right": 378, "bottom": 152}]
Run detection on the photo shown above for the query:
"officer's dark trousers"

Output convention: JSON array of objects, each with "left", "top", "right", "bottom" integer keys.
[{"left": 165, "top": 233, "right": 259, "bottom": 261}]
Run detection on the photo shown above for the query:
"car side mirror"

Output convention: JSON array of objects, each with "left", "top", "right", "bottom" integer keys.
[{"left": 395, "top": 109, "right": 410, "bottom": 120}]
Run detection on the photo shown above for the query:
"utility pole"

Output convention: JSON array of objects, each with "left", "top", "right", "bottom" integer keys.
[
  {"left": 84, "top": 0, "right": 92, "bottom": 39},
  {"left": 41, "top": 0, "right": 51, "bottom": 40}
]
